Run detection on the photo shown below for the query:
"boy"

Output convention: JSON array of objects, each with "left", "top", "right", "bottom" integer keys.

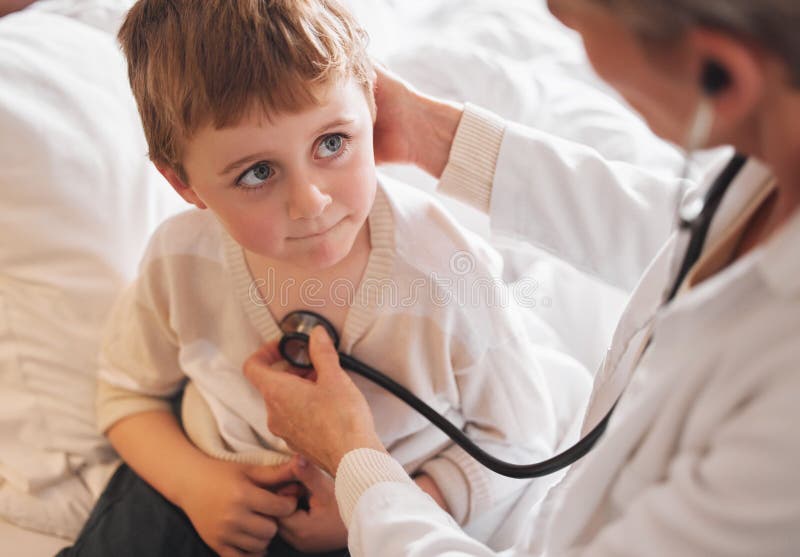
[{"left": 60, "top": 1, "right": 587, "bottom": 556}]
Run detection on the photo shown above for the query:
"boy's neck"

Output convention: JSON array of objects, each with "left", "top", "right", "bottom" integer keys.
[{"left": 244, "top": 221, "right": 372, "bottom": 327}]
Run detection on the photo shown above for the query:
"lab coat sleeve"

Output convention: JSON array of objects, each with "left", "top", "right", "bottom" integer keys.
[
  {"left": 338, "top": 345, "right": 800, "bottom": 557},
  {"left": 438, "top": 104, "right": 686, "bottom": 292},
  {"left": 336, "top": 449, "right": 505, "bottom": 557}
]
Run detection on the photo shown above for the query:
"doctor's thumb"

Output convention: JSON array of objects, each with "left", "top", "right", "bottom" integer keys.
[{"left": 309, "top": 325, "right": 342, "bottom": 377}]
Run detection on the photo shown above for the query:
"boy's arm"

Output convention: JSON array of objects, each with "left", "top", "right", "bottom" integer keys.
[
  {"left": 96, "top": 250, "right": 296, "bottom": 554},
  {"left": 105, "top": 407, "right": 213, "bottom": 508},
  {"left": 97, "top": 375, "right": 208, "bottom": 510},
  {"left": 98, "top": 328, "right": 298, "bottom": 556},
  {"left": 438, "top": 104, "right": 688, "bottom": 293},
  {"left": 104, "top": 401, "right": 297, "bottom": 556}
]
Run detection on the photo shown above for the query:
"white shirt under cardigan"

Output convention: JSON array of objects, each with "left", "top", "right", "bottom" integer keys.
[
  {"left": 96, "top": 177, "right": 589, "bottom": 542},
  {"left": 334, "top": 105, "right": 800, "bottom": 556}
]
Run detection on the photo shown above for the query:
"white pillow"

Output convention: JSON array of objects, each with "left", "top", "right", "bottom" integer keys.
[{"left": 0, "top": 7, "right": 184, "bottom": 538}]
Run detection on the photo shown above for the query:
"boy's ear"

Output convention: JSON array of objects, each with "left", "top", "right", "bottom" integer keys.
[{"left": 157, "top": 165, "right": 208, "bottom": 210}]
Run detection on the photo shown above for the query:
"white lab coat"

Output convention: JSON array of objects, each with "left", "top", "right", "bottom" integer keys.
[{"left": 335, "top": 107, "right": 800, "bottom": 556}]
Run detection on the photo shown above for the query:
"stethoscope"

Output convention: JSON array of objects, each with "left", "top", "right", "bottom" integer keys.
[{"left": 277, "top": 153, "right": 748, "bottom": 479}]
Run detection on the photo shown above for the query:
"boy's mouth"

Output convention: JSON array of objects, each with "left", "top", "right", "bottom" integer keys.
[{"left": 289, "top": 218, "right": 342, "bottom": 241}]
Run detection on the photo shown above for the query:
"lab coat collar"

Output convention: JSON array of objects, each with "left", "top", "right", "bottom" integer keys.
[
  {"left": 705, "top": 157, "right": 772, "bottom": 243},
  {"left": 703, "top": 156, "right": 799, "bottom": 299},
  {"left": 755, "top": 209, "right": 800, "bottom": 298},
  {"left": 661, "top": 206, "right": 800, "bottom": 322}
]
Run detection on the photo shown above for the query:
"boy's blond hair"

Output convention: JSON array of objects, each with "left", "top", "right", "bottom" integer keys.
[{"left": 118, "top": 0, "right": 374, "bottom": 179}]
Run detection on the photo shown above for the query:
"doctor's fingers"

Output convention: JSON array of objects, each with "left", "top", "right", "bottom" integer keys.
[
  {"left": 245, "top": 340, "right": 283, "bottom": 370},
  {"left": 247, "top": 339, "right": 317, "bottom": 379},
  {"left": 371, "top": 63, "right": 419, "bottom": 166},
  {"left": 243, "top": 352, "right": 310, "bottom": 399},
  {"left": 308, "top": 326, "right": 348, "bottom": 382}
]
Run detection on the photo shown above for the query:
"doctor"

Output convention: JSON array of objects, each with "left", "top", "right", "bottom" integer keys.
[{"left": 245, "top": 0, "right": 800, "bottom": 554}]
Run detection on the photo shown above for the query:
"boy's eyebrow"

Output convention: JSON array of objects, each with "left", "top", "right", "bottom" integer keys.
[
  {"left": 218, "top": 117, "right": 357, "bottom": 176},
  {"left": 312, "top": 116, "right": 356, "bottom": 136},
  {"left": 220, "top": 152, "right": 272, "bottom": 176}
]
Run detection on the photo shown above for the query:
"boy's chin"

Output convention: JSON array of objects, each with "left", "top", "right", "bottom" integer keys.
[
  {"left": 301, "top": 241, "right": 355, "bottom": 271},
  {"left": 271, "top": 218, "right": 368, "bottom": 271},
  {"left": 301, "top": 219, "right": 368, "bottom": 271}
]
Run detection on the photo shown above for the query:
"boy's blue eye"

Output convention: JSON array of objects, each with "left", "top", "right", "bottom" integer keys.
[
  {"left": 316, "top": 134, "right": 344, "bottom": 158},
  {"left": 238, "top": 163, "right": 273, "bottom": 188}
]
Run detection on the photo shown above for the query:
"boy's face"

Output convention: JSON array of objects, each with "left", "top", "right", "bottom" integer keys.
[{"left": 165, "top": 78, "right": 377, "bottom": 271}]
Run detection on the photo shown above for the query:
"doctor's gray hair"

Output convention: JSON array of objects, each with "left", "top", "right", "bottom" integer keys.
[{"left": 596, "top": 0, "right": 800, "bottom": 86}]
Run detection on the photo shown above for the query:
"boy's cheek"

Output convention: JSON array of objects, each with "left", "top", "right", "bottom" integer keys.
[
  {"left": 335, "top": 152, "right": 376, "bottom": 198},
  {"left": 339, "top": 175, "right": 376, "bottom": 216},
  {"left": 225, "top": 218, "right": 284, "bottom": 257}
]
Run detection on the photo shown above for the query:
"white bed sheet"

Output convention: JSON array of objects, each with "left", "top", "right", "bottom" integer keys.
[{"left": 0, "top": 518, "right": 68, "bottom": 557}]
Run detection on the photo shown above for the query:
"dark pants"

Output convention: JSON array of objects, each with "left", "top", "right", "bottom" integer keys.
[{"left": 55, "top": 463, "right": 348, "bottom": 557}]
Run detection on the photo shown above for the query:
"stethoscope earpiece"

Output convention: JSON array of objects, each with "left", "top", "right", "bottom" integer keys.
[{"left": 701, "top": 60, "right": 731, "bottom": 97}]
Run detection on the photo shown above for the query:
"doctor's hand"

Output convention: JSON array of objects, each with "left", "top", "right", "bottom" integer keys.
[
  {"left": 277, "top": 456, "right": 348, "bottom": 553},
  {"left": 244, "top": 326, "right": 387, "bottom": 476},
  {"left": 372, "top": 63, "right": 464, "bottom": 179}
]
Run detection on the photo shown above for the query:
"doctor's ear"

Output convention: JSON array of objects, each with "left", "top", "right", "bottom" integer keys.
[
  {"left": 157, "top": 165, "right": 208, "bottom": 210},
  {"left": 688, "top": 30, "right": 765, "bottom": 137}
]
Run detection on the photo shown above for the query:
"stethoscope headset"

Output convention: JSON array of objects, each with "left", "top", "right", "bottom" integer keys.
[{"left": 277, "top": 62, "right": 747, "bottom": 479}]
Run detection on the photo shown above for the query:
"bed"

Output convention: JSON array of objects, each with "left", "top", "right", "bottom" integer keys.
[{"left": 0, "top": 0, "right": 696, "bottom": 554}]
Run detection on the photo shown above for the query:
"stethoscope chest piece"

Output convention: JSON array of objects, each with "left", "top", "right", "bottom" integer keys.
[{"left": 278, "top": 310, "right": 340, "bottom": 368}]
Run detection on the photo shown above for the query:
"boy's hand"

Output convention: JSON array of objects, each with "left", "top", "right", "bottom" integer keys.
[
  {"left": 277, "top": 456, "right": 348, "bottom": 553},
  {"left": 179, "top": 459, "right": 298, "bottom": 557}
]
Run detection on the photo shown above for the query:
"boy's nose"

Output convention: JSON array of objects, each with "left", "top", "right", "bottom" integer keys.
[{"left": 288, "top": 182, "right": 332, "bottom": 220}]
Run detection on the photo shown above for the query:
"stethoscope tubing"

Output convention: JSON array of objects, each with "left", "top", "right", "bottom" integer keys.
[
  {"left": 669, "top": 153, "right": 747, "bottom": 300},
  {"left": 341, "top": 352, "right": 614, "bottom": 478}
]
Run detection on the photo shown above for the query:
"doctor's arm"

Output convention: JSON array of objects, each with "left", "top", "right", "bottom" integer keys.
[
  {"left": 246, "top": 329, "right": 800, "bottom": 557},
  {"left": 245, "top": 328, "right": 523, "bottom": 557},
  {"left": 373, "top": 66, "right": 689, "bottom": 293}
]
